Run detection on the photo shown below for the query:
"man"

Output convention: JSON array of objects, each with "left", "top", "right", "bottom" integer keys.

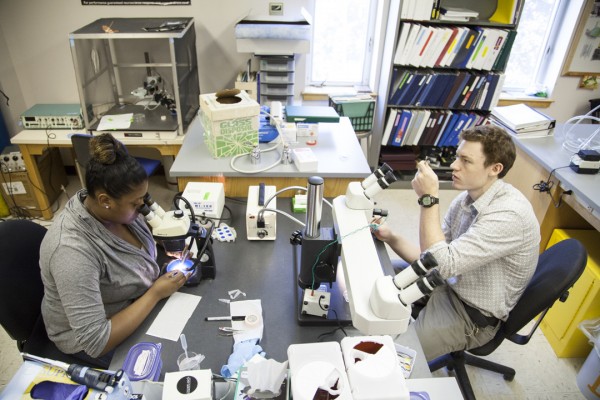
[{"left": 373, "top": 124, "right": 540, "bottom": 361}]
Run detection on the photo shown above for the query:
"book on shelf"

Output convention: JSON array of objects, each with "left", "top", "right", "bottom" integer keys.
[
  {"left": 492, "top": 30, "right": 517, "bottom": 71},
  {"left": 391, "top": 109, "right": 413, "bottom": 146},
  {"left": 491, "top": 103, "right": 556, "bottom": 132},
  {"left": 401, "top": 0, "right": 436, "bottom": 21},
  {"left": 382, "top": 109, "right": 399, "bottom": 145},
  {"left": 450, "top": 27, "right": 483, "bottom": 69}
]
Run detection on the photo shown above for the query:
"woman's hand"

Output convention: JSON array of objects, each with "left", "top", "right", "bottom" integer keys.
[{"left": 149, "top": 270, "right": 188, "bottom": 300}]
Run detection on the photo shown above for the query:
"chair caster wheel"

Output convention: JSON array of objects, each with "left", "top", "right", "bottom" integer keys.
[{"left": 503, "top": 374, "right": 515, "bottom": 381}]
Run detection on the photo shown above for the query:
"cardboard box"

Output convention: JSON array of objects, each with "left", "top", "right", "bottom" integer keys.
[
  {"left": 0, "top": 147, "right": 67, "bottom": 217},
  {"left": 200, "top": 90, "right": 260, "bottom": 158}
]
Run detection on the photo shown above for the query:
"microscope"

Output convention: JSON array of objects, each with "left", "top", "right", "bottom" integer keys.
[
  {"left": 332, "top": 163, "right": 444, "bottom": 335},
  {"left": 139, "top": 193, "right": 216, "bottom": 285}
]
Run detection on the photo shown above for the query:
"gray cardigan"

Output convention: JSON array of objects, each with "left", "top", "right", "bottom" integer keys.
[{"left": 40, "top": 190, "right": 159, "bottom": 357}]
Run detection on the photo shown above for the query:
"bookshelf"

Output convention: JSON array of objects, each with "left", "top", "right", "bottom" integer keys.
[{"left": 371, "top": 0, "right": 523, "bottom": 179}]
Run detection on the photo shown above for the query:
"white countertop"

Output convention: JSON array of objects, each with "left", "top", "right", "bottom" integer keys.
[{"left": 169, "top": 116, "right": 371, "bottom": 178}]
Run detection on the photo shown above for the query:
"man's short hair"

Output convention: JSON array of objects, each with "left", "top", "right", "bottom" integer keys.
[{"left": 458, "top": 124, "right": 516, "bottom": 178}]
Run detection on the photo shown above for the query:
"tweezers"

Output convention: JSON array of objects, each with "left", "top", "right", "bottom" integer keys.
[{"left": 218, "top": 327, "right": 245, "bottom": 336}]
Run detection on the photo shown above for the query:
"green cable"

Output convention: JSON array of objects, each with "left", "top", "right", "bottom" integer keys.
[{"left": 310, "top": 223, "right": 379, "bottom": 289}]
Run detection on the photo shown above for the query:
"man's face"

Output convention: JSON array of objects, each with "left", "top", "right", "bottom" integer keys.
[{"left": 450, "top": 140, "right": 498, "bottom": 197}]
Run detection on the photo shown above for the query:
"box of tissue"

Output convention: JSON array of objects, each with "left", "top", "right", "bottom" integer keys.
[{"left": 234, "top": 365, "right": 289, "bottom": 399}]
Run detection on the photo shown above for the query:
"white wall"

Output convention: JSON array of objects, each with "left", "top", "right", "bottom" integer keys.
[
  {"left": 0, "top": 0, "right": 597, "bottom": 139},
  {"left": 0, "top": 0, "right": 309, "bottom": 137},
  {"left": 546, "top": 77, "right": 599, "bottom": 122}
]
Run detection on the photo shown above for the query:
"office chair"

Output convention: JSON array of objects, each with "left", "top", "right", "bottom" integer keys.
[
  {"left": 428, "top": 238, "right": 588, "bottom": 400},
  {"left": 71, "top": 133, "right": 161, "bottom": 188},
  {"left": 0, "top": 219, "right": 103, "bottom": 367}
]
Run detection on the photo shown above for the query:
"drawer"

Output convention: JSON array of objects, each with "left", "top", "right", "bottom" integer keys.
[
  {"left": 260, "top": 71, "right": 295, "bottom": 84},
  {"left": 260, "top": 57, "right": 294, "bottom": 72},
  {"left": 260, "top": 94, "right": 294, "bottom": 106},
  {"left": 260, "top": 83, "right": 294, "bottom": 96}
]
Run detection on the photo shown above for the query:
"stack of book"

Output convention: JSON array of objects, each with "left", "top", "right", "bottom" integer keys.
[
  {"left": 388, "top": 69, "right": 505, "bottom": 112},
  {"left": 382, "top": 109, "right": 488, "bottom": 147},
  {"left": 393, "top": 23, "right": 517, "bottom": 71},
  {"left": 490, "top": 103, "right": 556, "bottom": 138}
]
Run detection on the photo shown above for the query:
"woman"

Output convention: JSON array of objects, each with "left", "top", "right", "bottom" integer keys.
[{"left": 40, "top": 133, "right": 187, "bottom": 367}]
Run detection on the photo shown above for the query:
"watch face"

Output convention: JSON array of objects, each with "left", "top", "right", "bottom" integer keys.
[{"left": 419, "top": 195, "right": 438, "bottom": 207}]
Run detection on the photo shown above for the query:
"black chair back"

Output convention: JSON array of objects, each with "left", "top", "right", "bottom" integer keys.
[
  {"left": 0, "top": 220, "right": 47, "bottom": 349},
  {"left": 471, "top": 238, "right": 588, "bottom": 355}
]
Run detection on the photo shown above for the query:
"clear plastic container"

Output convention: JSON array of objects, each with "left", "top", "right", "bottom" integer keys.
[{"left": 122, "top": 342, "right": 163, "bottom": 381}]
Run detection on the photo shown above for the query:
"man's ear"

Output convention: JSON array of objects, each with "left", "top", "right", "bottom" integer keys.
[{"left": 490, "top": 162, "right": 504, "bottom": 177}]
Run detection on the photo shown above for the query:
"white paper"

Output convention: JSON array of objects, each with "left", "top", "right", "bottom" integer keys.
[
  {"left": 230, "top": 299, "right": 263, "bottom": 343},
  {"left": 97, "top": 113, "right": 133, "bottom": 130},
  {"left": 146, "top": 292, "right": 201, "bottom": 341}
]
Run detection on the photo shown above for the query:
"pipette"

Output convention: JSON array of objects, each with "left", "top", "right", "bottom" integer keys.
[{"left": 21, "top": 352, "right": 120, "bottom": 393}]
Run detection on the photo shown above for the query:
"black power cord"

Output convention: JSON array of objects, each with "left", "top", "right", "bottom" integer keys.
[{"left": 532, "top": 166, "right": 573, "bottom": 208}]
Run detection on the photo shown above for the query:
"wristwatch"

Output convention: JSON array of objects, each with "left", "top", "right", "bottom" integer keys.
[{"left": 418, "top": 194, "right": 439, "bottom": 208}]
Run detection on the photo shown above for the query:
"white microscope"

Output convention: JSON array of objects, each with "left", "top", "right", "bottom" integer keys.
[{"left": 332, "top": 164, "right": 443, "bottom": 335}]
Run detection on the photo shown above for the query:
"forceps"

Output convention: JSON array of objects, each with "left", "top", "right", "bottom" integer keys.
[{"left": 218, "top": 327, "right": 245, "bottom": 336}]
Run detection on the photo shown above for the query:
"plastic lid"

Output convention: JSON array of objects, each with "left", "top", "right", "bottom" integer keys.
[{"left": 122, "top": 342, "right": 163, "bottom": 381}]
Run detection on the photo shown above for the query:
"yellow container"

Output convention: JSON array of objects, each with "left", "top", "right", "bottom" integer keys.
[
  {"left": 540, "top": 229, "right": 600, "bottom": 358},
  {"left": 0, "top": 191, "right": 9, "bottom": 217}
]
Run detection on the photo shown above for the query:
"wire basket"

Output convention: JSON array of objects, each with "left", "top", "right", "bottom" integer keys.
[{"left": 329, "top": 97, "right": 375, "bottom": 132}]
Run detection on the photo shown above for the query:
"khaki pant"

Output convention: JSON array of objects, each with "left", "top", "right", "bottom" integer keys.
[{"left": 414, "top": 285, "right": 500, "bottom": 361}]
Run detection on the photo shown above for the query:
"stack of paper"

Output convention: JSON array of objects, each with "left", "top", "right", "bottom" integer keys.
[
  {"left": 439, "top": 6, "right": 479, "bottom": 21},
  {"left": 491, "top": 103, "right": 556, "bottom": 138}
]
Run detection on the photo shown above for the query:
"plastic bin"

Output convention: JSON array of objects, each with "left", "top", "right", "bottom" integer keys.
[
  {"left": 329, "top": 97, "right": 375, "bottom": 132},
  {"left": 577, "top": 318, "right": 600, "bottom": 399}
]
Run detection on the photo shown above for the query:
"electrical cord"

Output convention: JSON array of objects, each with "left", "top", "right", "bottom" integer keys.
[
  {"left": 316, "top": 309, "right": 348, "bottom": 341},
  {"left": 257, "top": 207, "right": 305, "bottom": 228},
  {"left": 561, "top": 103, "right": 600, "bottom": 153},
  {"left": 229, "top": 109, "right": 287, "bottom": 174},
  {"left": 532, "top": 165, "right": 573, "bottom": 208},
  {"left": 263, "top": 185, "right": 333, "bottom": 209},
  {"left": 309, "top": 223, "right": 378, "bottom": 289}
]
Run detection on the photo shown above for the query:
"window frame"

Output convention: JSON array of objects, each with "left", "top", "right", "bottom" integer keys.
[{"left": 502, "top": 0, "right": 585, "bottom": 97}]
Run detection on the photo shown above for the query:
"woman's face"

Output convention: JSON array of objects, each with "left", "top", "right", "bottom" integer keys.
[{"left": 106, "top": 181, "right": 149, "bottom": 224}]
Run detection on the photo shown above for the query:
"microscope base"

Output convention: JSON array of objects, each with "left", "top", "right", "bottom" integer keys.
[{"left": 293, "top": 245, "right": 352, "bottom": 326}]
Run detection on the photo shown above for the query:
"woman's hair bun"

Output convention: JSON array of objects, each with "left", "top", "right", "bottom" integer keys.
[{"left": 89, "top": 133, "right": 127, "bottom": 165}]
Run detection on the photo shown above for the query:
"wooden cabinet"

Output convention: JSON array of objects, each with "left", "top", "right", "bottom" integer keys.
[{"left": 540, "top": 229, "right": 600, "bottom": 358}]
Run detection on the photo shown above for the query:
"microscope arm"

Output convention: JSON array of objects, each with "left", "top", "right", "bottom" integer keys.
[{"left": 333, "top": 196, "right": 412, "bottom": 335}]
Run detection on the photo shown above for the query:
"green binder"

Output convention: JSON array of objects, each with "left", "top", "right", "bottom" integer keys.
[{"left": 285, "top": 106, "right": 340, "bottom": 123}]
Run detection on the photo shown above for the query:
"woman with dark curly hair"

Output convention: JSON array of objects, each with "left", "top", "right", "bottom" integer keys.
[{"left": 40, "top": 133, "right": 187, "bottom": 367}]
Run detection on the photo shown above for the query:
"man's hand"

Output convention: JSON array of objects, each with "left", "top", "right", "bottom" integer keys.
[
  {"left": 371, "top": 218, "right": 394, "bottom": 243},
  {"left": 412, "top": 160, "right": 439, "bottom": 197}
]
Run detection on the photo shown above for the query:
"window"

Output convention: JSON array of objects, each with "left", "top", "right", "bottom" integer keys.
[
  {"left": 308, "top": 0, "right": 378, "bottom": 87},
  {"left": 503, "top": 0, "right": 585, "bottom": 97}
]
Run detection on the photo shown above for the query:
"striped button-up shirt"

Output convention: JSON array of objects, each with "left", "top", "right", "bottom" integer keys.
[{"left": 427, "top": 179, "right": 540, "bottom": 320}]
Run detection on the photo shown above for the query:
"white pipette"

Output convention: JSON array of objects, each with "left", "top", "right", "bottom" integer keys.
[{"left": 180, "top": 333, "right": 189, "bottom": 359}]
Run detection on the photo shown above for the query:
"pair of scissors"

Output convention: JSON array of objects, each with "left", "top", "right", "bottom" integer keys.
[{"left": 218, "top": 327, "right": 245, "bottom": 336}]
